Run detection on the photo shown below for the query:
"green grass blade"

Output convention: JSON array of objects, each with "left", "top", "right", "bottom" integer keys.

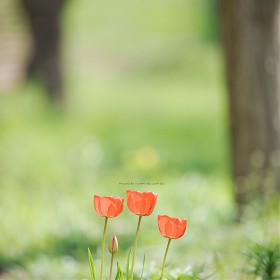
[
  {"left": 88, "top": 247, "right": 96, "bottom": 280},
  {"left": 140, "top": 254, "right": 145, "bottom": 280},
  {"left": 115, "top": 268, "right": 120, "bottom": 280},
  {"left": 115, "top": 262, "right": 124, "bottom": 280},
  {"left": 126, "top": 249, "right": 131, "bottom": 280}
]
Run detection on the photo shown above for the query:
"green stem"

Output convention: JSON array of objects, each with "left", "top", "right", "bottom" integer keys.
[
  {"left": 159, "top": 238, "right": 172, "bottom": 280},
  {"left": 100, "top": 217, "right": 108, "bottom": 280},
  {"left": 109, "top": 252, "right": 114, "bottom": 280},
  {"left": 130, "top": 215, "right": 142, "bottom": 280}
]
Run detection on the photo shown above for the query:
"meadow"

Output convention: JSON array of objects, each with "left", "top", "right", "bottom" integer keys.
[{"left": 0, "top": 0, "right": 279, "bottom": 279}]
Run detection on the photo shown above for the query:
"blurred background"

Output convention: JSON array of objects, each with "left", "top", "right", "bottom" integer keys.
[{"left": 0, "top": 0, "right": 279, "bottom": 279}]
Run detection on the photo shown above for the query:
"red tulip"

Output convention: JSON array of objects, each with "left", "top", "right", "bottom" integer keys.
[
  {"left": 93, "top": 195, "right": 124, "bottom": 218},
  {"left": 126, "top": 190, "right": 158, "bottom": 216},
  {"left": 158, "top": 215, "right": 187, "bottom": 239},
  {"left": 126, "top": 190, "right": 158, "bottom": 279}
]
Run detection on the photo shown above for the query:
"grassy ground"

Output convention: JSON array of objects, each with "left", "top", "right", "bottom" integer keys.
[{"left": 0, "top": 0, "right": 279, "bottom": 279}]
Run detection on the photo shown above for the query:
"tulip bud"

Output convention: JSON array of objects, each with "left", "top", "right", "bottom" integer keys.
[{"left": 108, "top": 235, "right": 118, "bottom": 254}]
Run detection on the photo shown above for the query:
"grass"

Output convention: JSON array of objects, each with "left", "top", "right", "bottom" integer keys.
[
  {"left": 242, "top": 243, "right": 280, "bottom": 280},
  {"left": 0, "top": 0, "right": 279, "bottom": 279}
]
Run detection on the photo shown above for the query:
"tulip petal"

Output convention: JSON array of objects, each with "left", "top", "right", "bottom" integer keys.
[{"left": 94, "top": 195, "right": 102, "bottom": 216}]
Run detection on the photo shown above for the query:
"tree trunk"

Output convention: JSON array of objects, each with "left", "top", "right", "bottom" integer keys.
[
  {"left": 218, "top": 0, "right": 280, "bottom": 216},
  {"left": 21, "top": 0, "right": 66, "bottom": 102}
]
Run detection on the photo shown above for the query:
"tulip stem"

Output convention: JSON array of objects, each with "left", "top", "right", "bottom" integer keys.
[
  {"left": 130, "top": 215, "right": 142, "bottom": 280},
  {"left": 159, "top": 238, "right": 172, "bottom": 280},
  {"left": 109, "top": 252, "right": 114, "bottom": 280},
  {"left": 100, "top": 217, "right": 108, "bottom": 280}
]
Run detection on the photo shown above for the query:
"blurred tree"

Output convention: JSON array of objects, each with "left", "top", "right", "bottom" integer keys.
[
  {"left": 21, "top": 0, "right": 66, "bottom": 102},
  {"left": 219, "top": 0, "right": 280, "bottom": 216}
]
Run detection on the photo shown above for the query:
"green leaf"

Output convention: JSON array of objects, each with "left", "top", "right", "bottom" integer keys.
[
  {"left": 88, "top": 247, "right": 96, "bottom": 280},
  {"left": 115, "top": 268, "right": 120, "bottom": 280},
  {"left": 126, "top": 249, "right": 131, "bottom": 280},
  {"left": 140, "top": 254, "right": 145, "bottom": 280},
  {"left": 115, "top": 262, "right": 124, "bottom": 280}
]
